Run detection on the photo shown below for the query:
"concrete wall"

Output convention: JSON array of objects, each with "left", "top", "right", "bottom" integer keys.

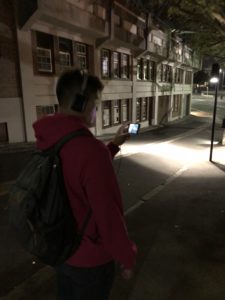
[{"left": 0, "top": 98, "right": 25, "bottom": 142}]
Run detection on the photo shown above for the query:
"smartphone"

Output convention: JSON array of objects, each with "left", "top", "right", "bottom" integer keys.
[{"left": 128, "top": 123, "right": 140, "bottom": 135}]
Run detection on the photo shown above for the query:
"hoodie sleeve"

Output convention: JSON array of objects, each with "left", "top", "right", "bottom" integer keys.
[
  {"left": 82, "top": 143, "right": 136, "bottom": 269},
  {"left": 107, "top": 141, "right": 120, "bottom": 159}
]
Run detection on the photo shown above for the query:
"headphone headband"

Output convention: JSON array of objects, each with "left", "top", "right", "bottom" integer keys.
[
  {"left": 80, "top": 70, "right": 88, "bottom": 96},
  {"left": 70, "top": 70, "right": 89, "bottom": 112}
]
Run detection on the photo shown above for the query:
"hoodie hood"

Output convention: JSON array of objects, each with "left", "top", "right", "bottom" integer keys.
[{"left": 33, "top": 113, "right": 90, "bottom": 150}]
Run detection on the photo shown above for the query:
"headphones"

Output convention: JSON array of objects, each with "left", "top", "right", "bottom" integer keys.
[{"left": 71, "top": 70, "right": 88, "bottom": 112}]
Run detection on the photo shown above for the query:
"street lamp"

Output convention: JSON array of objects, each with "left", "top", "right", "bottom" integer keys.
[{"left": 209, "top": 63, "right": 220, "bottom": 162}]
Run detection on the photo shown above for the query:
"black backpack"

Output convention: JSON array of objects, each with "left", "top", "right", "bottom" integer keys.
[{"left": 9, "top": 129, "right": 92, "bottom": 266}]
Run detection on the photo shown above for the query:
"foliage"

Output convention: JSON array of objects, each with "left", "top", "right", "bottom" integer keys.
[{"left": 193, "top": 70, "right": 209, "bottom": 84}]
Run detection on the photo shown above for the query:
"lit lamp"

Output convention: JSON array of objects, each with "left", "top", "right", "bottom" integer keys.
[{"left": 209, "top": 63, "right": 220, "bottom": 162}]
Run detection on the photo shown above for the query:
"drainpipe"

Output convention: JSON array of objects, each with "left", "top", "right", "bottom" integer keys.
[{"left": 13, "top": 1, "right": 28, "bottom": 142}]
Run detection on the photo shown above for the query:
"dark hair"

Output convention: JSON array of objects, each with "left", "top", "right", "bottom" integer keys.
[{"left": 56, "top": 69, "right": 104, "bottom": 106}]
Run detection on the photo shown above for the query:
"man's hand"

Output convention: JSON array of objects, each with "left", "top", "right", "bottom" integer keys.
[
  {"left": 121, "top": 267, "right": 134, "bottom": 280},
  {"left": 111, "top": 122, "right": 130, "bottom": 147}
]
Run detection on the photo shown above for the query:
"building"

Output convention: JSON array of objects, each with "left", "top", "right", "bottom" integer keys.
[{"left": 0, "top": 0, "right": 201, "bottom": 143}]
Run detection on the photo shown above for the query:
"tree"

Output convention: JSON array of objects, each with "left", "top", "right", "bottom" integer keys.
[{"left": 193, "top": 70, "right": 209, "bottom": 84}]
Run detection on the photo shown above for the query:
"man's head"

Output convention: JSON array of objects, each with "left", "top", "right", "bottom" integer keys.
[{"left": 56, "top": 69, "right": 104, "bottom": 126}]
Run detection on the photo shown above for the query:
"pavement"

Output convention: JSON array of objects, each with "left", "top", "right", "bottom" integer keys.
[{"left": 1, "top": 113, "right": 225, "bottom": 299}]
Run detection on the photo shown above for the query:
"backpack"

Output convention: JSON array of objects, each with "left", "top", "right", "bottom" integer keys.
[{"left": 9, "top": 129, "right": 92, "bottom": 266}]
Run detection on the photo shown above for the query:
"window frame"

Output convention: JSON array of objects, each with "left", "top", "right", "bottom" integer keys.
[
  {"left": 121, "top": 53, "right": 129, "bottom": 79},
  {"left": 36, "top": 47, "right": 53, "bottom": 73},
  {"left": 112, "top": 51, "right": 120, "bottom": 79}
]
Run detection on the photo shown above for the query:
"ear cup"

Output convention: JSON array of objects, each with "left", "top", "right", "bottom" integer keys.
[
  {"left": 71, "top": 93, "right": 86, "bottom": 112},
  {"left": 71, "top": 71, "right": 88, "bottom": 112}
]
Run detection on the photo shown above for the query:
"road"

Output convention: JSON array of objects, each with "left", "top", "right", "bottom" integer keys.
[
  {"left": 1, "top": 95, "right": 225, "bottom": 299},
  {"left": 191, "top": 94, "right": 225, "bottom": 123}
]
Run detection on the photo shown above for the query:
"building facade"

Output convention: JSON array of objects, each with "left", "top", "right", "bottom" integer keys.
[{"left": 0, "top": 0, "right": 201, "bottom": 142}]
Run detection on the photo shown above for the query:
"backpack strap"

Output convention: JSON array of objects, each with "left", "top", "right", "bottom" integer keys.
[
  {"left": 53, "top": 128, "right": 93, "bottom": 239},
  {"left": 53, "top": 128, "right": 92, "bottom": 155}
]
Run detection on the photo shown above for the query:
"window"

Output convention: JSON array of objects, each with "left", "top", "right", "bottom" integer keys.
[
  {"left": 76, "top": 43, "right": 88, "bottom": 70},
  {"left": 113, "top": 100, "right": 121, "bottom": 124},
  {"left": 35, "top": 31, "right": 54, "bottom": 73},
  {"left": 101, "top": 49, "right": 130, "bottom": 80},
  {"left": 112, "top": 52, "right": 120, "bottom": 78},
  {"left": 175, "top": 68, "right": 184, "bottom": 83},
  {"left": 103, "top": 101, "right": 111, "bottom": 127},
  {"left": 141, "top": 98, "right": 147, "bottom": 121},
  {"left": 172, "top": 95, "right": 182, "bottom": 116},
  {"left": 124, "top": 21, "right": 137, "bottom": 35},
  {"left": 59, "top": 51, "right": 71, "bottom": 69},
  {"left": 94, "top": 4, "right": 106, "bottom": 20},
  {"left": 152, "top": 35, "right": 163, "bottom": 46},
  {"left": 175, "top": 43, "right": 182, "bottom": 56},
  {"left": 185, "top": 50, "right": 191, "bottom": 60},
  {"left": 137, "top": 98, "right": 149, "bottom": 121},
  {"left": 137, "top": 58, "right": 155, "bottom": 81},
  {"left": 101, "top": 49, "right": 110, "bottom": 78},
  {"left": 136, "top": 98, "right": 141, "bottom": 121},
  {"left": 143, "top": 60, "right": 148, "bottom": 80},
  {"left": 37, "top": 47, "right": 52, "bottom": 72},
  {"left": 121, "top": 54, "right": 129, "bottom": 79},
  {"left": 122, "top": 99, "right": 130, "bottom": 122},
  {"left": 36, "top": 105, "right": 56, "bottom": 119},
  {"left": 114, "top": 14, "right": 121, "bottom": 26},
  {"left": 160, "top": 64, "right": 172, "bottom": 82},
  {"left": 59, "top": 37, "right": 73, "bottom": 71},
  {"left": 185, "top": 71, "right": 192, "bottom": 84},
  {"left": 137, "top": 26, "right": 145, "bottom": 38},
  {"left": 149, "top": 60, "right": 155, "bottom": 82}
]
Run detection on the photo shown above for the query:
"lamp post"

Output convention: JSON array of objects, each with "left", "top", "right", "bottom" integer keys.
[{"left": 209, "top": 63, "right": 220, "bottom": 162}]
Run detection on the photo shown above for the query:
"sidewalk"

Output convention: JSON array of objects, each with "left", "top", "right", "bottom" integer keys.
[{"left": 118, "top": 153, "right": 225, "bottom": 300}]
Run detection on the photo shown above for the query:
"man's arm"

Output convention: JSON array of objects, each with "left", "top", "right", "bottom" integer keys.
[
  {"left": 82, "top": 143, "right": 136, "bottom": 270},
  {"left": 107, "top": 123, "right": 130, "bottom": 159}
]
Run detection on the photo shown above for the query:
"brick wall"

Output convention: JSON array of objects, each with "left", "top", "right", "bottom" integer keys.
[{"left": 0, "top": 0, "right": 21, "bottom": 98}]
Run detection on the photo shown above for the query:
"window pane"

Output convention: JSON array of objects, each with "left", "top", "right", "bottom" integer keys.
[
  {"left": 36, "top": 47, "right": 52, "bottom": 72},
  {"left": 137, "top": 59, "right": 142, "bottom": 80},
  {"left": 113, "top": 100, "right": 121, "bottom": 124},
  {"left": 122, "top": 99, "right": 129, "bottom": 122},
  {"left": 143, "top": 60, "right": 148, "bottom": 80},
  {"left": 36, "top": 105, "right": 55, "bottom": 119},
  {"left": 103, "top": 101, "right": 111, "bottom": 127},
  {"left": 149, "top": 61, "right": 155, "bottom": 81},
  {"left": 142, "top": 98, "right": 147, "bottom": 121},
  {"left": 136, "top": 98, "right": 141, "bottom": 121},
  {"left": 113, "top": 52, "right": 120, "bottom": 78},
  {"left": 102, "top": 49, "right": 110, "bottom": 78},
  {"left": 121, "top": 54, "right": 129, "bottom": 79},
  {"left": 59, "top": 51, "right": 71, "bottom": 70}
]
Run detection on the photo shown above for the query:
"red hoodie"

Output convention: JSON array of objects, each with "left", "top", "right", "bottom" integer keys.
[{"left": 33, "top": 113, "right": 136, "bottom": 269}]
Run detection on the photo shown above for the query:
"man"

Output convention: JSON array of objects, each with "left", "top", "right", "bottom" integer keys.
[{"left": 33, "top": 69, "right": 136, "bottom": 300}]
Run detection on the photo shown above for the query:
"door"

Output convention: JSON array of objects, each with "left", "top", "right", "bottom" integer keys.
[
  {"left": 148, "top": 97, "right": 154, "bottom": 125},
  {"left": 158, "top": 96, "right": 169, "bottom": 125},
  {"left": 186, "top": 94, "right": 191, "bottom": 115},
  {"left": 0, "top": 123, "right": 8, "bottom": 143}
]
